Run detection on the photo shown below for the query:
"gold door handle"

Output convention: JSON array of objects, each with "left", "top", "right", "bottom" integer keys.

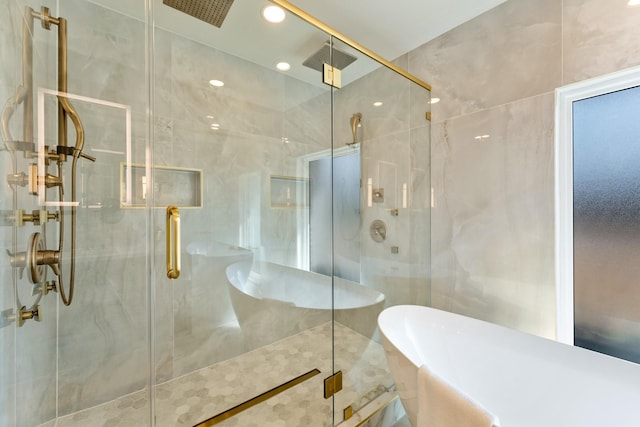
[{"left": 166, "top": 205, "right": 180, "bottom": 279}]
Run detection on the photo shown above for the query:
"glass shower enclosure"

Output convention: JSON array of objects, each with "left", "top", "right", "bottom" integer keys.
[{"left": 1, "top": 0, "right": 431, "bottom": 425}]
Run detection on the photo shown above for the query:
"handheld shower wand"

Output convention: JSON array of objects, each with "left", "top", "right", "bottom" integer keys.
[{"left": 348, "top": 112, "right": 362, "bottom": 146}]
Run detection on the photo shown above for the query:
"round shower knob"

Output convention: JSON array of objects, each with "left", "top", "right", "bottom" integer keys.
[
  {"left": 370, "top": 220, "right": 387, "bottom": 243},
  {"left": 27, "top": 232, "right": 47, "bottom": 284}
]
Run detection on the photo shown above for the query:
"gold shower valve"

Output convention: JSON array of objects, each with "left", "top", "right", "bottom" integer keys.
[
  {"left": 12, "top": 209, "right": 59, "bottom": 226},
  {"left": 14, "top": 305, "right": 41, "bottom": 327},
  {"left": 6, "top": 172, "right": 28, "bottom": 187},
  {"left": 28, "top": 163, "right": 38, "bottom": 194},
  {"left": 42, "top": 281, "right": 57, "bottom": 296},
  {"left": 28, "top": 163, "right": 63, "bottom": 195},
  {"left": 4, "top": 305, "right": 42, "bottom": 327}
]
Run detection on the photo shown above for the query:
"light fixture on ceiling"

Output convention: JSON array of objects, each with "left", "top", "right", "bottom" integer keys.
[
  {"left": 373, "top": 101, "right": 383, "bottom": 107},
  {"left": 209, "top": 79, "right": 224, "bottom": 87},
  {"left": 276, "top": 62, "right": 291, "bottom": 71},
  {"left": 262, "top": 5, "right": 285, "bottom": 23},
  {"left": 474, "top": 134, "right": 490, "bottom": 141},
  {"left": 628, "top": 0, "right": 640, "bottom": 6}
]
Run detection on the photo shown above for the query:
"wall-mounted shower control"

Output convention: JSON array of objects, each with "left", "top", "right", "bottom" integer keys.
[
  {"left": 370, "top": 220, "right": 387, "bottom": 243},
  {"left": 1, "top": 4, "right": 94, "bottom": 319},
  {"left": 0, "top": 305, "right": 42, "bottom": 327},
  {"left": 27, "top": 232, "right": 60, "bottom": 284},
  {"left": 373, "top": 188, "right": 384, "bottom": 203},
  {"left": 11, "top": 209, "right": 59, "bottom": 226},
  {"left": 14, "top": 305, "right": 41, "bottom": 327},
  {"left": 28, "top": 163, "right": 63, "bottom": 195},
  {"left": 6, "top": 172, "right": 28, "bottom": 187},
  {"left": 40, "top": 281, "right": 58, "bottom": 296},
  {"left": 7, "top": 233, "right": 61, "bottom": 284}
]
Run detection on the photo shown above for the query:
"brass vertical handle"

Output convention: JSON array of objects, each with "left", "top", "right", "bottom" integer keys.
[{"left": 166, "top": 205, "right": 180, "bottom": 279}]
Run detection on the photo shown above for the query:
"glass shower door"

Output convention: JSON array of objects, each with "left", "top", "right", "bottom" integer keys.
[
  {"left": 2, "top": 1, "right": 151, "bottom": 425},
  {"left": 329, "top": 43, "right": 432, "bottom": 423},
  {"left": 150, "top": 1, "right": 336, "bottom": 425},
  {"left": 1, "top": 0, "right": 431, "bottom": 425}
]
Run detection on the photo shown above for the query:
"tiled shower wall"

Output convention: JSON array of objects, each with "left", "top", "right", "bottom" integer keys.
[
  {"left": 338, "top": 58, "right": 431, "bottom": 310},
  {"left": 408, "top": 0, "right": 640, "bottom": 338}
]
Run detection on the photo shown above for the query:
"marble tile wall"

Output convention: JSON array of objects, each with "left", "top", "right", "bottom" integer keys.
[
  {"left": 408, "top": 0, "right": 640, "bottom": 338},
  {"left": 333, "top": 55, "right": 431, "bottom": 310},
  {"left": 563, "top": 0, "right": 640, "bottom": 84}
]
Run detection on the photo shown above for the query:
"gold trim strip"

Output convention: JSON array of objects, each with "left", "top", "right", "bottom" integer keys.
[
  {"left": 268, "top": 0, "right": 432, "bottom": 92},
  {"left": 194, "top": 369, "right": 321, "bottom": 427},
  {"left": 354, "top": 394, "right": 399, "bottom": 427}
]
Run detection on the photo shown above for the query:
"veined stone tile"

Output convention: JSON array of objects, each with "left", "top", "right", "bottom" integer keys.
[
  {"left": 409, "top": 0, "right": 561, "bottom": 122},
  {"left": 563, "top": 0, "right": 640, "bottom": 85}
]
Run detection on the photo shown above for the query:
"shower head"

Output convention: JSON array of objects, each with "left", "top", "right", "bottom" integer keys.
[
  {"left": 302, "top": 42, "right": 358, "bottom": 72},
  {"left": 162, "top": 0, "right": 235, "bottom": 28},
  {"left": 348, "top": 113, "right": 362, "bottom": 146}
]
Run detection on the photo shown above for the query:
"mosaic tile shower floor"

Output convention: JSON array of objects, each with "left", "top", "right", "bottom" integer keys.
[{"left": 54, "top": 322, "right": 395, "bottom": 426}]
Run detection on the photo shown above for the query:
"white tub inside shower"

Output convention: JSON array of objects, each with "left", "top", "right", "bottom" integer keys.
[{"left": 226, "top": 261, "right": 385, "bottom": 348}]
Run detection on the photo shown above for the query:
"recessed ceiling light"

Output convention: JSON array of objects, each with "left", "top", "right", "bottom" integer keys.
[
  {"left": 206, "top": 115, "right": 215, "bottom": 119},
  {"left": 373, "top": 101, "right": 383, "bottom": 107},
  {"left": 262, "top": 5, "right": 285, "bottom": 23},
  {"left": 276, "top": 62, "right": 291, "bottom": 71},
  {"left": 429, "top": 97, "right": 440, "bottom": 104},
  {"left": 628, "top": 0, "right": 640, "bottom": 6},
  {"left": 209, "top": 79, "right": 224, "bottom": 87}
]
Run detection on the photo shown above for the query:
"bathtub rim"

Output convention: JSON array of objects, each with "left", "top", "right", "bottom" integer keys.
[{"left": 378, "top": 304, "right": 640, "bottom": 427}]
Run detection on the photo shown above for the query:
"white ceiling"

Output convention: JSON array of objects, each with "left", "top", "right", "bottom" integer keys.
[
  {"left": 92, "top": 0, "right": 506, "bottom": 86},
  {"left": 288, "top": 0, "right": 507, "bottom": 60}
]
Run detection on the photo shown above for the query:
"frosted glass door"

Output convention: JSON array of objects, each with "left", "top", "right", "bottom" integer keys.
[{"left": 573, "top": 84, "right": 640, "bottom": 363}]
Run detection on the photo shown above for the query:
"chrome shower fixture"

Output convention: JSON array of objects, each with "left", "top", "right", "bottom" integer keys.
[
  {"left": 163, "top": 0, "right": 235, "bottom": 28},
  {"left": 348, "top": 113, "right": 362, "bottom": 146},
  {"left": 1, "top": 6, "right": 94, "bottom": 325}
]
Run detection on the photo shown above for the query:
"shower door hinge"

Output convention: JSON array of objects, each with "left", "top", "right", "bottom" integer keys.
[
  {"left": 343, "top": 405, "right": 353, "bottom": 421},
  {"left": 426, "top": 112, "right": 432, "bottom": 122},
  {"left": 323, "top": 370, "right": 343, "bottom": 398},
  {"left": 323, "top": 63, "right": 342, "bottom": 89}
]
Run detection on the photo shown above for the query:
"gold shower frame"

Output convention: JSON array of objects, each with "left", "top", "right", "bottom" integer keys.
[{"left": 269, "top": 0, "right": 432, "bottom": 92}]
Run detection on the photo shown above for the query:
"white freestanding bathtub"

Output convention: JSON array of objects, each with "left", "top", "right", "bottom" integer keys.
[
  {"left": 227, "top": 261, "right": 385, "bottom": 347},
  {"left": 378, "top": 305, "right": 640, "bottom": 427}
]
